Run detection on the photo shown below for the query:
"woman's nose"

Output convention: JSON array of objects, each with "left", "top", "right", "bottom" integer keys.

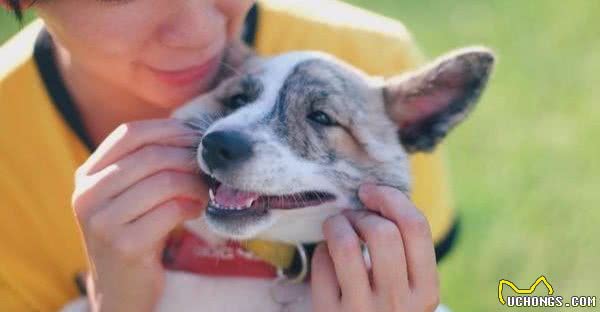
[{"left": 157, "top": 1, "right": 227, "bottom": 50}]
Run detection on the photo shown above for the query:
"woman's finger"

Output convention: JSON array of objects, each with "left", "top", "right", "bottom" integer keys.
[
  {"left": 310, "top": 243, "right": 340, "bottom": 311},
  {"left": 322, "top": 214, "right": 371, "bottom": 307},
  {"left": 122, "top": 199, "right": 204, "bottom": 254},
  {"left": 97, "top": 171, "right": 208, "bottom": 225},
  {"left": 82, "top": 119, "right": 200, "bottom": 175},
  {"left": 342, "top": 209, "right": 408, "bottom": 298},
  {"left": 89, "top": 145, "right": 199, "bottom": 200},
  {"left": 358, "top": 184, "right": 438, "bottom": 293}
]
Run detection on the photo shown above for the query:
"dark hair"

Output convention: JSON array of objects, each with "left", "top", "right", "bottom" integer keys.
[{"left": 7, "top": 0, "right": 24, "bottom": 21}]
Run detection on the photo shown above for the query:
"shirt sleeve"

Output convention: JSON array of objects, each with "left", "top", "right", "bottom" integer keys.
[{"left": 0, "top": 279, "right": 36, "bottom": 311}]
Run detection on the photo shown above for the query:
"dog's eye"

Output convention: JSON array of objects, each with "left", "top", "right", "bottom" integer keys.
[
  {"left": 225, "top": 93, "right": 250, "bottom": 110},
  {"left": 307, "top": 111, "right": 336, "bottom": 126}
]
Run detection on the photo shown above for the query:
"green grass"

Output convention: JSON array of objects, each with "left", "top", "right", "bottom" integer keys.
[
  {"left": 2, "top": 1, "right": 598, "bottom": 311},
  {"left": 344, "top": 0, "right": 600, "bottom": 311},
  {"left": 0, "top": 10, "right": 35, "bottom": 42}
]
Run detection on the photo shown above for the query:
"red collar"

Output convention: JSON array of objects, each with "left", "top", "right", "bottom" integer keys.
[{"left": 162, "top": 229, "right": 278, "bottom": 279}]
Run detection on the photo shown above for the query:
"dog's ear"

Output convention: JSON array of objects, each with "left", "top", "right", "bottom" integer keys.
[
  {"left": 217, "top": 40, "right": 257, "bottom": 82},
  {"left": 384, "top": 47, "right": 495, "bottom": 153}
]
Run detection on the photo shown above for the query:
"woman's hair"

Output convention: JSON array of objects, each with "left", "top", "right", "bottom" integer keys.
[{"left": 6, "top": 0, "right": 25, "bottom": 20}]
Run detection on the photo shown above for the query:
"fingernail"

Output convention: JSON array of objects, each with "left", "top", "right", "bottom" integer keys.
[
  {"left": 358, "top": 183, "right": 377, "bottom": 198},
  {"left": 178, "top": 199, "right": 204, "bottom": 211},
  {"left": 322, "top": 214, "right": 344, "bottom": 229}
]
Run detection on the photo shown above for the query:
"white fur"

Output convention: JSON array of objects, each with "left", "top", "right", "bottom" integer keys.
[
  {"left": 260, "top": 201, "right": 347, "bottom": 243},
  {"left": 155, "top": 271, "right": 312, "bottom": 312}
]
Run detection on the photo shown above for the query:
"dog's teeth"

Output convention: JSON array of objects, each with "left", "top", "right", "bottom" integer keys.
[
  {"left": 209, "top": 189, "right": 215, "bottom": 201},
  {"left": 209, "top": 200, "right": 253, "bottom": 211}
]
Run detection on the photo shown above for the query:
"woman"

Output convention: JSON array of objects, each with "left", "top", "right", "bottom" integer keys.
[{"left": 0, "top": 0, "right": 458, "bottom": 311}]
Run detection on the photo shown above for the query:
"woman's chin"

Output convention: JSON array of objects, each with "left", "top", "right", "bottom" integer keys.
[
  {"left": 138, "top": 79, "right": 214, "bottom": 110},
  {"left": 134, "top": 61, "right": 221, "bottom": 109}
]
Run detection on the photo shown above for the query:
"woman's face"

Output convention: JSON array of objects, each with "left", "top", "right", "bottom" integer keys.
[{"left": 35, "top": 0, "right": 254, "bottom": 108}]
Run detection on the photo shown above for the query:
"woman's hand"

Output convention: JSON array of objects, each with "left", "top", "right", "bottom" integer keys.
[
  {"left": 71, "top": 119, "right": 207, "bottom": 312},
  {"left": 311, "top": 184, "right": 440, "bottom": 312}
]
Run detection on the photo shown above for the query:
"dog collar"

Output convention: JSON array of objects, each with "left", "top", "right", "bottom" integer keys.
[{"left": 163, "top": 229, "right": 298, "bottom": 279}]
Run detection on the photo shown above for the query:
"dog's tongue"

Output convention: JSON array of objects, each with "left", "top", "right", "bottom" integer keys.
[{"left": 215, "top": 184, "right": 261, "bottom": 208}]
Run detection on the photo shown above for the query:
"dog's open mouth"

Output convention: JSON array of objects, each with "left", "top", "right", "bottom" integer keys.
[{"left": 205, "top": 175, "right": 336, "bottom": 218}]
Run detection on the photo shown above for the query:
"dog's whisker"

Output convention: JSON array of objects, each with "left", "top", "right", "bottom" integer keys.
[
  {"left": 184, "top": 113, "right": 223, "bottom": 136},
  {"left": 219, "top": 60, "right": 244, "bottom": 78},
  {"left": 314, "top": 191, "right": 324, "bottom": 204}
]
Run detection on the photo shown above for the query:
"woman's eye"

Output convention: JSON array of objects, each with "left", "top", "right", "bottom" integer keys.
[
  {"left": 307, "top": 111, "right": 336, "bottom": 126},
  {"left": 225, "top": 94, "right": 250, "bottom": 110}
]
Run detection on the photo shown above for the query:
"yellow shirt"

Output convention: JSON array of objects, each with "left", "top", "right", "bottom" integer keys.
[{"left": 0, "top": 1, "right": 457, "bottom": 310}]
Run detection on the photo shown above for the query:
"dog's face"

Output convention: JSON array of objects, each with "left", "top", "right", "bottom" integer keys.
[{"left": 173, "top": 47, "right": 494, "bottom": 243}]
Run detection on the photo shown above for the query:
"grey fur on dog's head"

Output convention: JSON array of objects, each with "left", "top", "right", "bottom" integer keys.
[{"left": 173, "top": 46, "right": 495, "bottom": 243}]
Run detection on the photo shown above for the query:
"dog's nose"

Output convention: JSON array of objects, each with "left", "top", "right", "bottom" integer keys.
[{"left": 202, "top": 130, "right": 253, "bottom": 171}]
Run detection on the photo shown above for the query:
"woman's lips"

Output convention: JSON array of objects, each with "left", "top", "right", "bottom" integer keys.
[{"left": 148, "top": 55, "right": 221, "bottom": 86}]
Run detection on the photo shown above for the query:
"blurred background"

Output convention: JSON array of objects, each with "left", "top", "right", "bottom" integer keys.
[{"left": 1, "top": 0, "right": 598, "bottom": 311}]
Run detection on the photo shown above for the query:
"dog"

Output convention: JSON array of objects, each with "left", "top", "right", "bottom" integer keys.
[{"left": 62, "top": 44, "right": 494, "bottom": 312}]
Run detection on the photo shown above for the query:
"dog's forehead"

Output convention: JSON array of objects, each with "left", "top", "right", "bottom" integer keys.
[
  {"left": 257, "top": 51, "right": 334, "bottom": 76},
  {"left": 252, "top": 51, "right": 371, "bottom": 105},
  {"left": 211, "top": 51, "right": 371, "bottom": 134},
  {"left": 250, "top": 51, "right": 337, "bottom": 92}
]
